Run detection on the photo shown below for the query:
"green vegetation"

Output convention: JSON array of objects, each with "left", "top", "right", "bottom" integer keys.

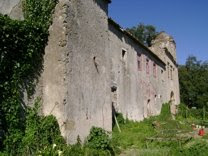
[
  {"left": 0, "top": 1, "right": 114, "bottom": 155},
  {"left": 126, "top": 23, "right": 158, "bottom": 46},
  {"left": 86, "top": 127, "right": 111, "bottom": 151},
  {"left": 0, "top": 0, "right": 58, "bottom": 154},
  {"left": 1, "top": 0, "right": 208, "bottom": 155},
  {"left": 112, "top": 103, "right": 208, "bottom": 156},
  {"left": 4, "top": 99, "right": 66, "bottom": 155},
  {"left": 179, "top": 56, "right": 208, "bottom": 109}
]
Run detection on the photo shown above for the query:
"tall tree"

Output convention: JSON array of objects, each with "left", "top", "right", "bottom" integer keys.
[
  {"left": 126, "top": 23, "right": 158, "bottom": 47},
  {"left": 179, "top": 56, "right": 208, "bottom": 108}
]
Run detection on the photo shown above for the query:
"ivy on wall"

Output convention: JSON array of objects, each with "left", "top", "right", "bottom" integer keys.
[
  {"left": 23, "top": 0, "right": 57, "bottom": 30},
  {"left": 0, "top": 0, "right": 58, "bottom": 154},
  {"left": 0, "top": 1, "right": 117, "bottom": 155}
]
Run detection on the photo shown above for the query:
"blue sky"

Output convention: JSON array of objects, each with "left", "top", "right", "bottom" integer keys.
[{"left": 109, "top": 0, "right": 208, "bottom": 65}]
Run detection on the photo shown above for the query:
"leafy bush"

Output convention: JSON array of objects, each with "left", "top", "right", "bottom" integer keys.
[
  {"left": 19, "top": 99, "right": 65, "bottom": 155},
  {"left": 86, "top": 127, "right": 111, "bottom": 151},
  {"left": 0, "top": 13, "right": 48, "bottom": 154}
]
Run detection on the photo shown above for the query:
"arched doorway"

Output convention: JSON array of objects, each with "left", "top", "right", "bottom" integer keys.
[{"left": 170, "top": 91, "right": 175, "bottom": 104}]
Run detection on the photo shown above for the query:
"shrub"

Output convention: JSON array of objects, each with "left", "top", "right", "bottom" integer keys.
[{"left": 86, "top": 127, "right": 111, "bottom": 151}]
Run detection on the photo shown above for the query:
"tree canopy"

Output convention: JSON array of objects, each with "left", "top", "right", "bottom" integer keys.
[
  {"left": 179, "top": 56, "right": 208, "bottom": 108},
  {"left": 126, "top": 23, "right": 158, "bottom": 47}
]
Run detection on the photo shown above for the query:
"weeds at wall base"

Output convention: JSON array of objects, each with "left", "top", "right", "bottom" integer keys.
[{"left": 112, "top": 103, "right": 208, "bottom": 155}]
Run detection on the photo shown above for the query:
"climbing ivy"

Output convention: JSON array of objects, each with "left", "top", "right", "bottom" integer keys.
[
  {"left": 0, "top": 1, "right": 116, "bottom": 155},
  {"left": 0, "top": 0, "right": 57, "bottom": 154},
  {"left": 23, "top": 0, "right": 57, "bottom": 31}
]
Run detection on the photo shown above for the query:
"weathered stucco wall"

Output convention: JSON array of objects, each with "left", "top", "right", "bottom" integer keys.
[
  {"left": 41, "top": 0, "right": 180, "bottom": 142},
  {"left": 0, "top": 0, "right": 23, "bottom": 20},
  {"left": 109, "top": 21, "right": 167, "bottom": 121},
  {"left": 65, "top": 0, "right": 111, "bottom": 143},
  {"left": 41, "top": 0, "right": 69, "bottom": 142},
  {"left": 109, "top": 23, "right": 144, "bottom": 121},
  {"left": 150, "top": 32, "right": 180, "bottom": 114},
  {"left": 42, "top": 0, "right": 111, "bottom": 144},
  {"left": 40, "top": 2, "right": 180, "bottom": 142},
  {"left": 5, "top": 0, "right": 180, "bottom": 144}
]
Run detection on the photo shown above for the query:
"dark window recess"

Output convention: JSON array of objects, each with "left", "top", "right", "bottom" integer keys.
[
  {"left": 137, "top": 54, "right": 142, "bottom": 71},
  {"left": 122, "top": 49, "right": 126, "bottom": 58},
  {"left": 111, "top": 86, "right": 117, "bottom": 92},
  {"left": 170, "top": 66, "right": 173, "bottom": 80},
  {"left": 146, "top": 59, "right": 149, "bottom": 74},
  {"left": 153, "top": 63, "right": 157, "bottom": 78}
]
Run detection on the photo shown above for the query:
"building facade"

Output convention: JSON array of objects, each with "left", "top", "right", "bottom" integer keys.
[{"left": 0, "top": 0, "right": 180, "bottom": 144}]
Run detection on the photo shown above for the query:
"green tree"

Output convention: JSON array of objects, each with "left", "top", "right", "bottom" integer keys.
[
  {"left": 179, "top": 56, "right": 208, "bottom": 108},
  {"left": 126, "top": 23, "right": 158, "bottom": 46}
]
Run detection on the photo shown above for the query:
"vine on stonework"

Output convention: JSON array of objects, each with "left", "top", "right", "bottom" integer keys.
[
  {"left": 0, "top": 1, "right": 116, "bottom": 155},
  {"left": 0, "top": 0, "right": 58, "bottom": 154}
]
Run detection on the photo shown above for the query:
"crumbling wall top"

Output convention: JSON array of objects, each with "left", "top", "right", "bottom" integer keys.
[{"left": 150, "top": 32, "right": 177, "bottom": 63}]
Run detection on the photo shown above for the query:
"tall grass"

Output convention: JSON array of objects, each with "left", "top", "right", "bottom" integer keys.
[{"left": 112, "top": 103, "right": 208, "bottom": 155}]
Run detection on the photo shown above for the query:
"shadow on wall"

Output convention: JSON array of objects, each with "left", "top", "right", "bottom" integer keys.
[
  {"left": 147, "top": 99, "right": 151, "bottom": 117},
  {"left": 93, "top": 0, "right": 108, "bottom": 14},
  {"left": 170, "top": 91, "right": 177, "bottom": 115},
  {"left": 170, "top": 91, "right": 175, "bottom": 104}
]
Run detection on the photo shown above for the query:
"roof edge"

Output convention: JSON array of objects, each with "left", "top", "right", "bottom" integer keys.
[{"left": 108, "top": 18, "right": 166, "bottom": 66}]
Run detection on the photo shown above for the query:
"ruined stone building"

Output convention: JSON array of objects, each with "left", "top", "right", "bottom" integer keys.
[{"left": 0, "top": 0, "right": 180, "bottom": 143}]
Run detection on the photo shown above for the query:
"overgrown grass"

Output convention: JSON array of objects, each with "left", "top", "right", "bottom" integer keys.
[{"left": 112, "top": 103, "right": 208, "bottom": 155}]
